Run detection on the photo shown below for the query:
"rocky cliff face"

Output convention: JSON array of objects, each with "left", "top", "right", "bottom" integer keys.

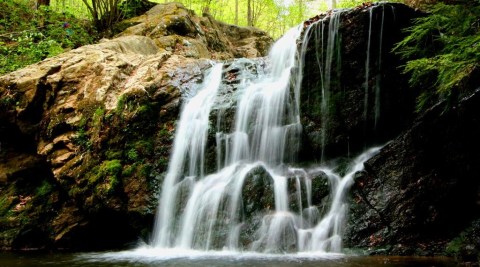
[
  {"left": 0, "top": 2, "right": 272, "bottom": 250},
  {"left": 298, "top": 4, "right": 480, "bottom": 262},
  {"left": 345, "top": 89, "right": 480, "bottom": 259},
  {"left": 299, "top": 3, "right": 420, "bottom": 163}
]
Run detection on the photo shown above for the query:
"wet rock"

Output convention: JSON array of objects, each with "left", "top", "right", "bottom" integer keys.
[
  {"left": 242, "top": 165, "right": 275, "bottom": 219},
  {"left": 345, "top": 89, "right": 480, "bottom": 257},
  {"left": 300, "top": 3, "right": 421, "bottom": 162},
  {"left": 238, "top": 165, "right": 275, "bottom": 248}
]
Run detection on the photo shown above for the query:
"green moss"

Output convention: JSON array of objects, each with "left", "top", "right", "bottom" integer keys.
[
  {"left": 46, "top": 113, "right": 66, "bottom": 138},
  {"left": 139, "top": 163, "right": 153, "bottom": 178},
  {"left": 87, "top": 166, "right": 102, "bottom": 184},
  {"left": 99, "top": 160, "right": 122, "bottom": 194},
  {"left": 122, "top": 163, "right": 137, "bottom": 177},
  {"left": 0, "top": 193, "right": 14, "bottom": 217},
  {"left": 81, "top": 159, "right": 124, "bottom": 198},
  {"left": 0, "top": 95, "right": 16, "bottom": 109},
  {"left": 446, "top": 219, "right": 480, "bottom": 263},
  {"left": 68, "top": 186, "right": 87, "bottom": 198},
  {"left": 93, "top": 107, "right": 105, "bottom": 127},
  {"left": 72, "top": 116, "right": 92, "bottom": 150},
  {"left": 101, "top": 160, "right": 122, "bottom": 178},
  {"left": 105, "top": 150, "right": 123, "bottom": 160},
  {"left": 116, "top": 95, "right": 126, "bottom": 113},
  {"left": 126, "top": 148, "right": 139, "bottom": 162},
  {"left": 35, "top": 180, "right": 53, "bottom": 199},
  {"left": 137, "top": 104, "right": 152, "bottom": 115},
  {"left": 446, "top": 237, "right": 463, "bottom": 256}
]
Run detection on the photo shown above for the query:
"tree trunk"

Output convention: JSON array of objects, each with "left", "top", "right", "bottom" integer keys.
[
  {"left": 330, "top": 0, "right": 336, "bottom": 9},
  {"left": 247, "top": 0, "right": 253, "bottom": 26},
  {"left": 235, "top": 0, "right": 239, "bottom": 25},
  {"left": 298, "top": 0, "right": 303, "bottom": 22},
  {"left": 37, "top": 0, "right": 50, "bottom": 7}
]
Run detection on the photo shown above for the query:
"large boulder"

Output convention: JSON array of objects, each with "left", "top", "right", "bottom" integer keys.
[
  {"left": 0, "top": 2, "right": 272, "bottom": 250},
  {"left": 116, "top": 2, "right": 272, "bottom": 59}
]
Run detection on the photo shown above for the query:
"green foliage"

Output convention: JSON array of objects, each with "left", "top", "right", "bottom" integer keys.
[
  {"left": 119, "top": 0, "right": 156, "bottom": 19},
  {"left": 81, "top": 0, "right": 154, "bottom": 34},
  {"left": 161, "top": 0, "right": 394, "bottom": 38},
  {"left": 0, "top": 0, "right": 96, "bottom": 75},
  {"left": 394, "top": 2, "right": 480, "bottom": 111}
]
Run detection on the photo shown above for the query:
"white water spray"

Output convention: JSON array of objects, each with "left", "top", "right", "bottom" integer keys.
[{"left": 151, "top": 12, "right": 382, "bottom": 254}]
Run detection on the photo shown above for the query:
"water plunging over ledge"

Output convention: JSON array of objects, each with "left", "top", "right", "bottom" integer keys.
[{"left": 150, "top": 11, "right": 382, "bottom": 254}]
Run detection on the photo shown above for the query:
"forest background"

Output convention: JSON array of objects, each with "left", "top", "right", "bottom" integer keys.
[
  {"left": 0, "top": 0, "right": 405, "bottom": 75},
  {"left": 1, "top": 0, "right": 478, "bottom": 105}
]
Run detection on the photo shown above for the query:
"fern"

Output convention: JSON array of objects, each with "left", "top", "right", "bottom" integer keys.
[{"left": 394, "top": 2, "right": 480, "bottom": 111}]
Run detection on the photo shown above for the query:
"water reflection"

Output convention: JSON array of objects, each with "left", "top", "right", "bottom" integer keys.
[{"left": 0, "top": 251, "right": 461, "bottom": 267}]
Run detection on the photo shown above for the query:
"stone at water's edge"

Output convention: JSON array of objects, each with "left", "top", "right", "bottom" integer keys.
[{"left": 0, "top": 2, "right": 272, "bottom": 250}]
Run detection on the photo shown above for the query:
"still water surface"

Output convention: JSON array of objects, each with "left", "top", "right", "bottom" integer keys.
[{"left": 1, "top": 248, "right": 461, "bottom": 267}]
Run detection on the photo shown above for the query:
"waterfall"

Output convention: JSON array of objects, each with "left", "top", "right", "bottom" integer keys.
[
  {"left": 375, "top": 5, "right": 386, "bottom": 129},
  {"left": 298, "top": 10, "right": 343, "bottom": 163},
  {"left": 364, "top": 3, "right": 388, "bottom": 133},
  {"left": 152, "top": 63, "right": 224, "bottom": 247},
  {"left": 320, "top": 11, "right": 342, "bottom": 162},
  {"left": 151, "top": 11, "right": 382, "bottom": 254},
  {"left": 364, "top": 8, "right": 373, "bottom": 125}
]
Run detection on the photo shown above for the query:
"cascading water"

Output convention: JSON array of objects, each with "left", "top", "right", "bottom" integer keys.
[
  {"left": 375, "top": 5, "right": 386, "bottom": 129},
  {"left": 364, "top": 7, "right": 373, "bottom": 124},
  {"left": 152, "top": 63, "right": 224, "bottom": 247},
  {"left": 364, "top": 3, "right": 390, "bottom": 132},
  {"left": 151, "top": 11, "right": 382, "bottom": 254}
]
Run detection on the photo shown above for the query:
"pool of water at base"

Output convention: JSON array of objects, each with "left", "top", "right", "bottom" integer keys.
[{"left": 0, "top": 248, "right": 462, "bottom": 267}]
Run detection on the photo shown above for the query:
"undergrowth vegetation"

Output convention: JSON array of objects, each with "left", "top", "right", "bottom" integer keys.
[
  {"left": 0, "top": 0, "right": 96, "bottom": 75},
  {"left": 394, "top": 1, "right": 480, "bottom": 111}
]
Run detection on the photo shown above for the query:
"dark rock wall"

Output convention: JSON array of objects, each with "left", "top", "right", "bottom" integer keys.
[
  {"left": 300, "top": 3, "right": 420, "bottom": 162},
  {"left": 345, "top": 89, "right": 480, "bottom": 256}
]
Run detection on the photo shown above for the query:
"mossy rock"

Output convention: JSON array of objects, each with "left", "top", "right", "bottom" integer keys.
[{"left": 446, "top": 219, "right": 480, "bottom": 263}]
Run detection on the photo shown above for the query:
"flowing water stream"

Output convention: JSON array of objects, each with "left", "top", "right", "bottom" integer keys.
[
  {"left": 0, "top": 251, "right": 460, "bottom": 267},
  {"left": 150, "top": 9, "right": 380, "bottom": 254}
]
